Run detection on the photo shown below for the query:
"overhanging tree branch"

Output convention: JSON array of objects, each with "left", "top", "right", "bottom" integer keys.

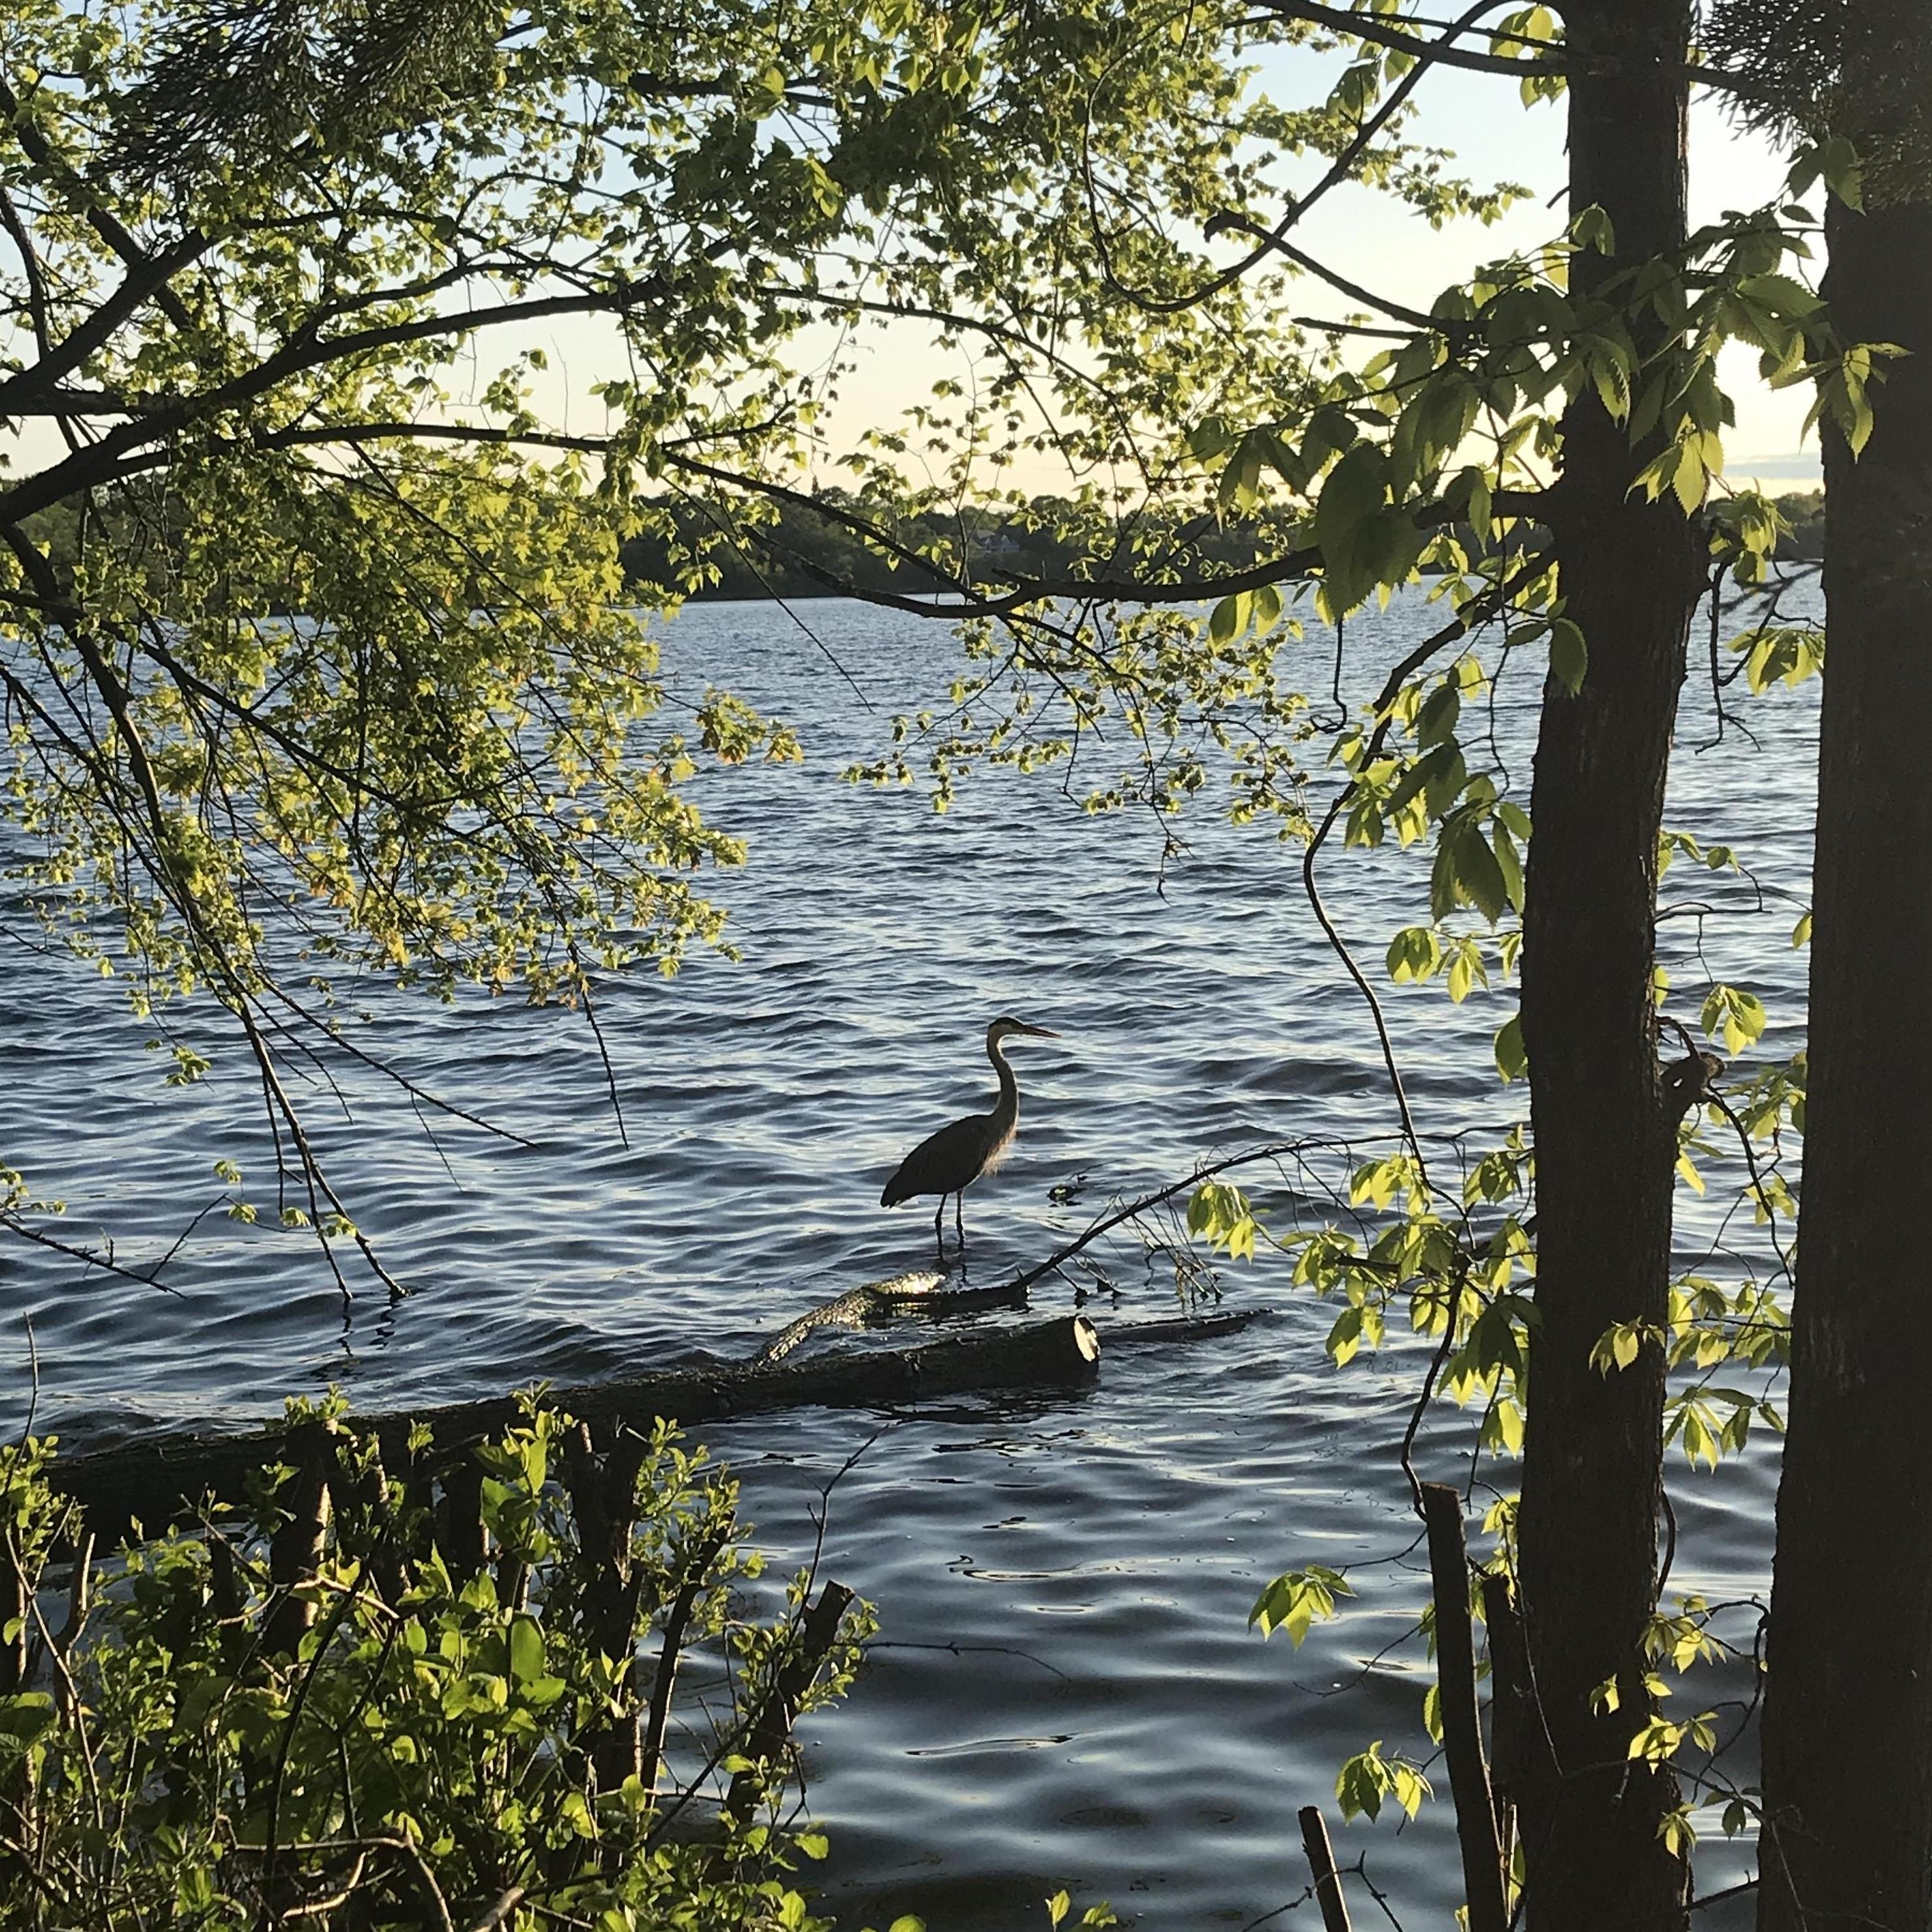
[
  {"left": 1202, "top": 211, "right": 1454, "bottom": 334},
  {"left": 0, "top": 231, "right": 211, "bottom": 419},
  {"left": 0, "top": 253, "right": 729, "bottom": 525},
  {"left": 0, "top": 75, "right": 199, "bottom": 334},
  {"left": 1084, "top": 0, "right": 1485, "bottom": 317},
  {"left": 1253, "top": 0, "right": 1557, "bottom": 77},
  {"left": 1253, "top": 0, "right": 1783, "bottom": 102}
]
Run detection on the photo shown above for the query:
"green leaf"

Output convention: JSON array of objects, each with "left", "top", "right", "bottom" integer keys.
[
  {"left": 1218, "top": 434, "right": 1265, "bottom": 515},
  {"left": 1326, "top": 1304, "right": 1365, "bottom": 1366},
  {"left": 1448, "top": 820, "right": 1509, "bottom": 924},
  {"left": 1821, "top": 134, "right": 1864, "bottom": 211},
  {"left": 508, "top": 1614, "right": 545, "bottom": 1685},
  {"left": 1549, "top": 618, "right": 1587, "bottom": 695},
  {"left": 1494, "top": 1013, "right": 1527, "bottom": 1082},
  {"left": 1386, "top": 926, "right": 1441, "bottom": 985},
  {"left": 1336, "top": 1741, "right": 1432, "bottom": 1822},
  {"left": 1390, "top": 1762, "right": 1431, "bottom": 1818},
  {"left": 1492, "top": 825, "right": 1525, "bottom": 914},
  {"left": 1467, "top": 470, "right": 1494, "bottom": 543},
  {"left": 1736, "top": 273, "right": 1822, "bottom": 321},
  {"left": 1388, "top": 744, "right": 1463, "bottom": 818},
  {"left": 1047, "top": 1893, "right": 1071, "bottom": 1928},
  {"left": 1570, "top": 202, "right": 1615, "bottom": 254},
  {"left": 1337, "top": 1746, "right": 1386, "bottom": 1821},
  {"left": 0, "top": 1692, "right": 56, "bottom": 1745},
  {"left": 1188, "top": 1181, "right": 1262, "bottom": 1260},
  {"left": 1447, "top": 939, "right": 1487, "bottom": 1004},
  {"left": 1599, "top": 1324, "right": 1642, "bottom": 1371},
  {"left": 1700, "top": 984, "right": 1767, "bottom": 1055},
  {"left": 1315, "top": 443, "right": 1390, "bottom": 562},
  {"left": 1416, "top": 681, "right": 1461, "bottom": 750},
  {"left": 1671, "top": 439, "right": 1707, "bottom": 516}
]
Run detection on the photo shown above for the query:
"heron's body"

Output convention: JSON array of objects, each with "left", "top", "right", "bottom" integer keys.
[{"left": 880, "top": 1017, "right": 1057, "bottom": 1255}]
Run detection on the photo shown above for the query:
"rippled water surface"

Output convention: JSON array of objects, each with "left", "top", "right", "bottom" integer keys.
[{"left": 2, "top": 588, "right": 1822, "bottom": 1927}]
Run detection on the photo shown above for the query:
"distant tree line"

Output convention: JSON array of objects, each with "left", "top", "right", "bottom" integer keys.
[
  {"left": 617, "top": 489, "right": 1314, "bottom": 601},
  {"left": 17, "top": 481, "right": 1827, "bottom": 610},
  {"left": 620, "top": 487, "right": 1826, "bottom": 599}
]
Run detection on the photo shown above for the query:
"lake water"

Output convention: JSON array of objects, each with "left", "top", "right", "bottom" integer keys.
[{"left": 0, "top": 584, "right": 1821, "bottom": 1927}]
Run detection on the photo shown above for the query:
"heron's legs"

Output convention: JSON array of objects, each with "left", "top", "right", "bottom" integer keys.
[
  {"left": 955, "top": 1193, "right": 966, "bottom": 1247},
  {"left": 933, "top": 1196, "right": 947, "bottom": 1257}
]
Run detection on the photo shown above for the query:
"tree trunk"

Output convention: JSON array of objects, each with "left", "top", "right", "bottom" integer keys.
[
  {"left": 1757, "top": 189, "right": 1932, "bottom": 1932},
  {"left": 1514, "top": 4, "right": 1702, "bottom": 1924}
]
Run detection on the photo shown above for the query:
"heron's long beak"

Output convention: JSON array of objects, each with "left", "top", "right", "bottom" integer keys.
[{"left": 1018, "top": 1023, "right": 1061, "bottom": 1037}]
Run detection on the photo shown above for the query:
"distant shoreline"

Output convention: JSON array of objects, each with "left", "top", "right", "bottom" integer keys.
[{"left": 626, "top": 487, "right": 1824, "bottom": 603}]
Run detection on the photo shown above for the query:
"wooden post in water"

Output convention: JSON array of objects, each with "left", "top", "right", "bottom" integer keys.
[
  {"left": 1297, "top": 1804, "right": 1353, "bottom": 1932},
  {"left": 1481, "top": 1569, "right": 1538, "bottom": 1887},
  {"left": 1421, "top": 1481, "right": 1508, "bottom": 1932}
]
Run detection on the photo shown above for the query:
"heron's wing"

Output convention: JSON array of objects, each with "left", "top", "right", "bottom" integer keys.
[
  {"left": 976, "top": 1122, "right": 1020, "bottom": 1177},
  {"left": 880, "top": 1112, "right": 999, "bottom": 1205}
]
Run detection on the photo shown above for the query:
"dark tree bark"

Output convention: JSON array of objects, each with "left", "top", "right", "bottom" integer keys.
[
  {"left": 1757, "top": 187, "right": 1932, "bottom": 1932},
  {"left": 1514, "top": 4, "right": 1704, "bottom": 1924}
]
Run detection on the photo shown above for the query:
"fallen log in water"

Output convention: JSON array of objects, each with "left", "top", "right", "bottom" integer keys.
[
  {"left": 752, "top": 1269, "right": 1029, "bottom": 1364},
  {"left": 51, "top": 1308, "right": 1263, "bottom": 1541}
]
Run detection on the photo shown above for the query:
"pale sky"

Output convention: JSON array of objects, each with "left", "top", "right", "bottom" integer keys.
[{"left": 731, "top": 58, "right": 1818, "bottom": 494}]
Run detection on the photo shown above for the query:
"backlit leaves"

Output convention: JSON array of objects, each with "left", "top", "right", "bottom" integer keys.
[
  {"left": 1548, "top": 617, "right": 1587, "bottom": 694},
  {"left": 1336, "top": 1742, "right": 1432, "bottom": 1822},
  {"left": 1494, "top": 1013, "right": 1528, "bottom": 1082},
  {"left": 1788, "top": 135, "right": 1865, "bottom": 213},
  {"left": 1250, "top": 1565, "right": 1353, "bottom": 1646},
  {"left": 1733, "top": 625, "right": 1825, "bottom": 693},
  {"left": 1701, "top": 984, "right": 1768, "bottom": 1056},
  {"left": 0, "top": 1404, "right": 861, "bottom": 1927},
  {"left": 1188, "top": 1180, "right": 1263, "bottom": 1260}
]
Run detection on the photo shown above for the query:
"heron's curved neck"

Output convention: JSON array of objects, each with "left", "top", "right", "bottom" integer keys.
[{"left": 986, "top": 1034, "right": 1020, "bottom": 1128}]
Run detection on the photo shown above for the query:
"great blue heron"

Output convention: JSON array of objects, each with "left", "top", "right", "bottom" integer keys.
[{"left": 880, "top": 1016, "right": 1060, "bottom": 1256}]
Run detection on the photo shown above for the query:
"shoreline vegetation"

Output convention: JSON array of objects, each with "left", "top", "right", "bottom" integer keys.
[
  {"left": 620, "top": 488, "right": 1827, "bottom": 602},
  {"left": 5, "top": 1305, "right": 1246, "bottom": 1929},
  {"left": 1, "top": 1396, "right": 874, "bottom": 1932}
]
